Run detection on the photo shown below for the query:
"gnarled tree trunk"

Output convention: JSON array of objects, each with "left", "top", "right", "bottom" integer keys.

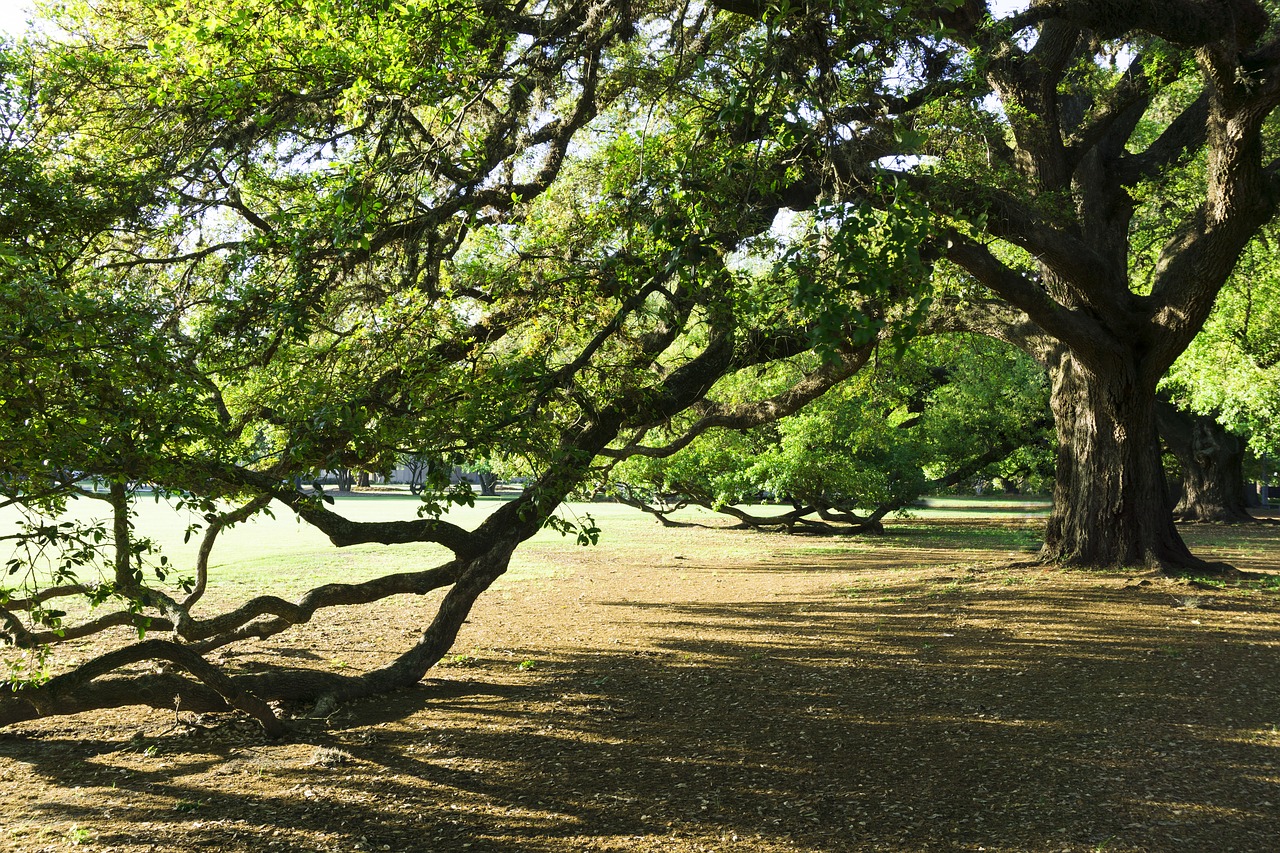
[
  {"left": 1040, "top": 350, "right": 1206, "bottom": 570},
  {"left": 1156, "top": 399, "right": 1253, "bottom": 523}
]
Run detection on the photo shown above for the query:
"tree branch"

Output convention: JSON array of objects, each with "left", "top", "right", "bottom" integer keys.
[
  {"left": 218, "top": 469, "right": 481, "bottom": 556},
  {"left": 940, "top": 234, "right": 1119, "bottom": 364},
  {"left": 5, "top": 639, "right": 284, "bottom": 736},
  {"left": 1008, "top": 1, "right": 1268, "bottom": 49},
  {"left": 1117, "top": 92, "right": 1210, "bottom": 185},
  {"left": 603, "top": 343, "right": 875, "bottom": 460}
]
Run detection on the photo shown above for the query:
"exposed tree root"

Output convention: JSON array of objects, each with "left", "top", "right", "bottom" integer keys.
[{"left": 1033, "top": 547, "right": 1243, "bottom": 579}]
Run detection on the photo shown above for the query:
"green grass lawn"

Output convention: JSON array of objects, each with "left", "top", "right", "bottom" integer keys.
[
  {"left": 910, "top": 494, "right": 1052, "bottom": 515},
  {"left": 9, "top": 490, "right": 1269, "bottom": 609},
  {"left": 0, "top": 493, "right": 733, "bottom": 599},
  {"left": 0, "top": 491, "right": 1051, "bottom": 585}
]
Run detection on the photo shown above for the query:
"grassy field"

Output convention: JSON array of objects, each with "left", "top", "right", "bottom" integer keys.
[
  {"left": 1, "top": 493, "right": 750, "bottom": 600},
  {"left": 0, "top": 490, "right": 1264, "bottom": 607}
]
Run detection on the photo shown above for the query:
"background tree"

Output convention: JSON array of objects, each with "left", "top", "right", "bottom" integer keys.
[
  {"left": 1156, "top": 397, "right": 1253, "bottom": 522},
  {"left": 1162, "top": 224, "right": 1280, "bottom": 518},
  {"left": 612, "top": 334, "right": 1052, "bottom": 532},
  {"left": 461, "top": 461, "right": 502, "bottom": 497}
]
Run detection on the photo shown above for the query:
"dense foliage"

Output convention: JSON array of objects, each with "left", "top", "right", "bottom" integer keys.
[
  {"left": 1166, "top": 233, "right": 1280, "bottom": 460},
  {"left": 612, "top": 335, "right": 1051, "bottom": 530},
  {"left": 4, "top": 0, "right": 1280, "bottom": 729}
]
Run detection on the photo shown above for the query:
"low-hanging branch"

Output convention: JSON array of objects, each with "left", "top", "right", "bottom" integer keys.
[
  {"left": 185, "top": 494, "right": 274, "bottom": 610},
  {"left": 602, "top": 342, "right": 877, "bottom": 461},
  {"left": 609, "top": 370, "right": 1051, "bottom": 539},
  {"left": 614, "top": 483, "right": 890, "bottom": 534},
  {"left": 0, "top": 266, "right": 808, "bottom": 733},
  {"left": 183, "top": 560, "right": 466, "bottom": 653},
  {"left": 225, "top": 471, "right": 482, "bottom": 557},
  {"left": 1, "top": 639, "right": 284, "bottom": 735}
]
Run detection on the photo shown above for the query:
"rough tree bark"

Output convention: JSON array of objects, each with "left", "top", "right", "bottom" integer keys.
[
  {"left": 1041, "top": 350, "right": 1202, "bottom": 566},
  {"left": 906, "top": 0, "right": 1280, "bottom": 570},
  {"left": 1156, "top": 398, "right": 1253, "bottom": 523}
]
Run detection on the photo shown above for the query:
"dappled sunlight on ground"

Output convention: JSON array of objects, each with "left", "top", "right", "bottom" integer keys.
[{"left": 2, "top": 516, "right": 1279, "bottom": 852}]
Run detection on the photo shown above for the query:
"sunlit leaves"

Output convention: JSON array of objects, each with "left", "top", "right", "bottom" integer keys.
[
  {"left": 787, "top": 192, "right": 932, "bottom": 360},
  {"left": 611, "top": 334, "right": 1051, "bottom": 515},
  {"left": 1165, "top": 231, "right": 1280, "bottom": 455}
]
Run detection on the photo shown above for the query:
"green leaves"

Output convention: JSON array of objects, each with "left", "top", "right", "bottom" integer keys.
[
  {"left": 611, "top": 333, "right": 1051, "bottom": 517},
  {"left": 1165, "top": 228, "right": 1280, "bottom": 456},
  {"left": 543, "top": 511, "right": 601, "bottom": 547},
  {"left": 785, "top": 192, "right": 932, "bottom": 361}
]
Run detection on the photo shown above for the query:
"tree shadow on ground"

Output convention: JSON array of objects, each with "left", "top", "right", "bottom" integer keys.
[{"left": 3, "top": 560, "right": 1280, "bottom": 852}]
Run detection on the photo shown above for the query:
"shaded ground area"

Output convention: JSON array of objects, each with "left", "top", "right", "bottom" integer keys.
[{"left": 2, "top": 517, "right": 1279, "bottom": 852}]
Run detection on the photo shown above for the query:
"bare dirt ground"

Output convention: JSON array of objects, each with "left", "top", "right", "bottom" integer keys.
[{"left": 2, "top": 516, "right": 1280, "bottom": 853}]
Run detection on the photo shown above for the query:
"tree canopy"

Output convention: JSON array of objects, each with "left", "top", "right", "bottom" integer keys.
[
  {"left": 801, "top": 0, "right": 1280, "bottom": 567},
  {"left": 4, "top": 0, "right": 1280, "bottom": 729},
  {"left": 1166, "top": 229, "right": 1280, "bottom": 459}
]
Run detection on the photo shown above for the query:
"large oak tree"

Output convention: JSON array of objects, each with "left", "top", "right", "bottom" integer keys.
[
  {"left": 694, "top": 0, "right": 1280, "bottom": 569},
  {"left": 0, "top": 0, "right": 881, "bottom": 728}
]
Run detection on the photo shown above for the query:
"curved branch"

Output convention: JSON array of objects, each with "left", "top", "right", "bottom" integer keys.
[
  {"left": 100, "top": 240, "right": 245, "bottom": 269},
  {"left": 228, "top": 471, "right": 481, "bottom": 556},
  {"left": 9, "top": 610, "right": 174, "bottom": 649},
  {"left": 940, "top": 234, "right": 1118, "bottom": 365},
  {"left": 185, "top": 493, "right": 274, "bottom": 610},
  {"left": 1117, "top": 92, "right": 1210, "bottom": 185},
  {"left": 605, "top": 343, "right": 875, "bottom": 460},
  {"left": 5, "top": 639, "right": 283, "bottom": 736},
  {"left": 612, "top": 486, "right": 700, "bottom": 527},
  {"left": 2, "top": 583, "right": 93, "bottom": 612},
  {"left": 184, "top": 560, "right": 463, "bottom": 650},
  {"left": 924, "top": 296, "right": 1059, "bottom": 365},
  {"left": 1009, "top": 1, "right": 1268, "bottom": 49}
]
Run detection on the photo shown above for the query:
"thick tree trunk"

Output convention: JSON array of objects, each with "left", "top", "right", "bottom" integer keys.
[
  {"left": 1156, "top": 399, "right": 1253, "bottom": 523},
  {"left": 1041, "top": 352, "right": 1216, "bottom": 571}
]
